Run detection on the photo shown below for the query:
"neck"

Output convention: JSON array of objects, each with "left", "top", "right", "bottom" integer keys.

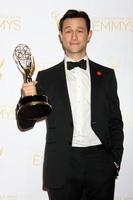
[{"left": 65, "top": 52, "right": 87, "bottom": 61}]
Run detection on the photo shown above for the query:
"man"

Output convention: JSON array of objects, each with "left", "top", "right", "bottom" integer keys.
[{"left": 17, "top": 9, "right": 124, "bottom": 200}]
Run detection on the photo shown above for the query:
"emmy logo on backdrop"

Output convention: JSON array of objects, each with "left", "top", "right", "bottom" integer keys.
[{"left": 13, "top": 44, "right": 52, "bottom": 120}]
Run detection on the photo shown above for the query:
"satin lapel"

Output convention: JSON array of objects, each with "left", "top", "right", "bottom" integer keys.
[
  {"left": 89, "top": 60, "right": 102, "bottom": 92},
  {"left": 54, "top": 62, "right": 73, "bottom": 123},
  {"left": 89, "top": 60, "right": 103, "bottom": 112}
]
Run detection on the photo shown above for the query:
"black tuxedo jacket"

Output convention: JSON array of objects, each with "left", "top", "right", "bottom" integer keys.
[{"left": 17, "top": 60, "right": 124, "bottom": 189}]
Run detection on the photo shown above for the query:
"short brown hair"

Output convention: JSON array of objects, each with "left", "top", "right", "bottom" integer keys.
[{"left": 59, "top": 9, "right": 91, "bottom": 32}]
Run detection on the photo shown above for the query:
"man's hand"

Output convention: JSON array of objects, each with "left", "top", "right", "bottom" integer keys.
[{"left": 22, "top": 81, "right": 37, "bottom": 96}]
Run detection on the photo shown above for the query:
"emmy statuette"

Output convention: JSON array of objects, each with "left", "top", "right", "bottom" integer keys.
[{"left": 13, "top": 44, "right": 52, "bottom": 120}]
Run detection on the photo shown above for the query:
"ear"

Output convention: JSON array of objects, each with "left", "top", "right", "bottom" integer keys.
[
  {"left": 87, "top": 30, "right": 92, "bottom": 43},
  {"left": 59, "top": 31, "right": 63, "bottom": 43}
]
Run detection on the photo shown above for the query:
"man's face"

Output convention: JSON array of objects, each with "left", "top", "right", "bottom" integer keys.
[{"left": 59, "top": 17, "right": 92, "bottom": 59}]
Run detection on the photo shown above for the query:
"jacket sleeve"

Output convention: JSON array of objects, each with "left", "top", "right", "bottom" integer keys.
[{"left": 108, "top": 70, "right": 124, "bottom": 168}]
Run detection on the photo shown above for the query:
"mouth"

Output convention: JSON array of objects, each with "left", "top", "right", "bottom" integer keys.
[{"left": 70, "top": 43, "right": 79, "bottom": 46}]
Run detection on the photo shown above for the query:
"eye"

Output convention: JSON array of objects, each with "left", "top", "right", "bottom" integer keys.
[
  {"left": 77, "top": 30, "right": 84, "bottom": 33},
  {"left": 65, "top": 30, "right": 72, "bottom": 34}
]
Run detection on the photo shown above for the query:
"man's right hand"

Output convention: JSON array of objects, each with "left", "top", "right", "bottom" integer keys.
[{"left": 22, "top": 81, "right": 37, "bottom": 96}]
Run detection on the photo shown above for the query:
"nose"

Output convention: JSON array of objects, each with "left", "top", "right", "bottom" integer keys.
[{"left": 71, "top": 31, "right": 78, "bottom": 40}]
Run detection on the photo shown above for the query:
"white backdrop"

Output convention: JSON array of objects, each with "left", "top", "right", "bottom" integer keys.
[{"left": 0, "top": 0, "right": 133, "bottom": 200}]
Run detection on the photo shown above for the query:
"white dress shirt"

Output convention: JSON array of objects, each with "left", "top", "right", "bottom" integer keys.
[{"left": 64, "top": 55, "right": 101, "bottom": 147}]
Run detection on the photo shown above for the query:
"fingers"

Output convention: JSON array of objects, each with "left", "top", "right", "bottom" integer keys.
[{"left": 22, "top": 81, "right": 37, "bottom": 96}]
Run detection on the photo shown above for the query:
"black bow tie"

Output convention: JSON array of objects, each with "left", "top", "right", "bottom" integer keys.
[{"left": 67, "top": 59, "right": 87, "bottom": 70}]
